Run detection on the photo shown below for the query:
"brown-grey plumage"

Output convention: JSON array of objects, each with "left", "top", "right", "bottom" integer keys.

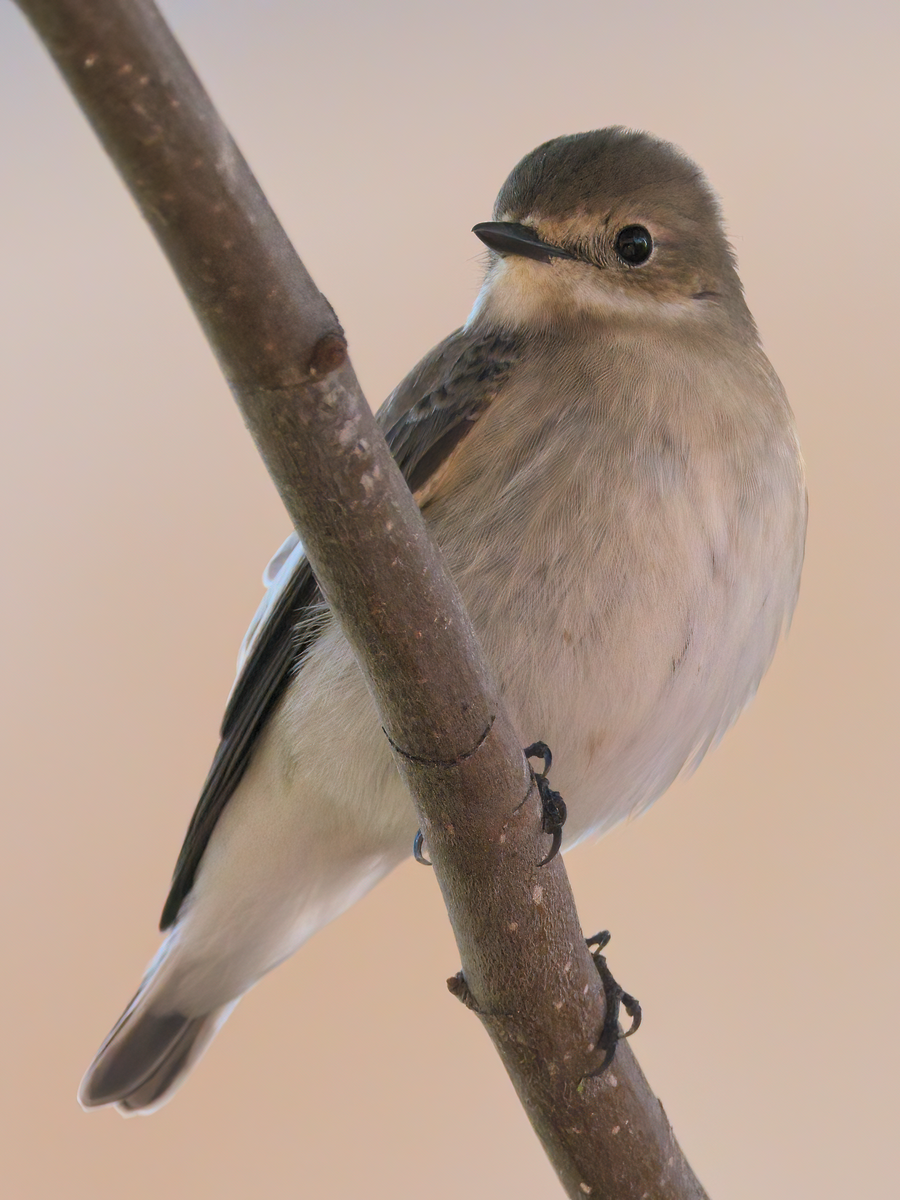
[{"left": 80, "top": 128, "right": 806, "bottom": 1116}]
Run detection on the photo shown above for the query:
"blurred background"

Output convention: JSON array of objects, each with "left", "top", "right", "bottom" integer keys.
[{"left": 1, "top": 1, "right": 897, "bottom": 1196}]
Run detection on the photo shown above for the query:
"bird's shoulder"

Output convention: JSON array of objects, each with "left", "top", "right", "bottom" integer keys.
[{"left": 378, "top": 325, "right": 521, "bottom": 492}]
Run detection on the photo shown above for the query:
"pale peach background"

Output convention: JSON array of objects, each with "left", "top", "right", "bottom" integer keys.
[{"left": 1, "top": 2, "right": 897, "bottom": 1197}]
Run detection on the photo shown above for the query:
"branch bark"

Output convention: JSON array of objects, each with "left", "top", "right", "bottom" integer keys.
[{"left": 15, "top": 2, "right": 709, "bottom": 1196}]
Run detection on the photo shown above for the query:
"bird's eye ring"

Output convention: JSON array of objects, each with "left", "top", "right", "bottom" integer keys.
[{"left": 614, "top": 226, "right": 653, "bottom": 266}]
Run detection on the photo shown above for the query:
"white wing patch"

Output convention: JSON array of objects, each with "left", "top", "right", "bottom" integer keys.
[{"left": 230, "top": 532, "right": 306, "bottom": 698}]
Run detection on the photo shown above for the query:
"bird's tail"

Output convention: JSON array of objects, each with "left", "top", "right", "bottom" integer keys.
[{"left": 78, "top": 951, "right": 237, "bottom": 1116}]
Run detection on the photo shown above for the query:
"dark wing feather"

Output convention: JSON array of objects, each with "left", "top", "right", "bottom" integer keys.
[
  {"left": 380, "top": 329, "right": 519, "bottom": 489},
  {"left": 159, "top": 560, "right": 320, "bottom": 929},
  {"left": 160, "top": 326, "right": 520, "bottom": 929}
]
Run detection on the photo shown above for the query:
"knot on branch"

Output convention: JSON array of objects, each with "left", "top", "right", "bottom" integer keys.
[
  {"left": 307, "top": 331, "right": 348, "bottom": 379},
  {"left": 447, "top": 972, "right": 479, "bottom": 1010}
]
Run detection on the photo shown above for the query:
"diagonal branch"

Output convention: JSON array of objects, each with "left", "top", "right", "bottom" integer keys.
[{"left": 14, "top": 1, "right": 708, "bottom": 1195}]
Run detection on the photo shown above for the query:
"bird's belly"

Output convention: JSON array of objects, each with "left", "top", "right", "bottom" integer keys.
[
  {"left": 441, "top": 471, "right": 796, "bottom": 843},
  {"left": 530, "top": 594, "right": 778, "bottom": 843}
]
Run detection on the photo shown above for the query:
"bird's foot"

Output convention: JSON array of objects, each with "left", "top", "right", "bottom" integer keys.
[
  {"left": 415, "top": 741, "right": 568, "bottom": 868},
  {"left": 584, "top": 930, "right": 642, "bottom": 1076},
  {"left": 523, "top": 742, "right": 567, "bottom": 865}
]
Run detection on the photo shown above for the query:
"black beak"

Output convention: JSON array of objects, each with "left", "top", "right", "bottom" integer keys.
[{"left": 472, "top": 221, "right": 575, "bottom": 264}]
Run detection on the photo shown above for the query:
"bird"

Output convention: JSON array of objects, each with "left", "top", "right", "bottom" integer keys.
[{"left": 78, "top": 127, "right": 806, "bottom": 1115}]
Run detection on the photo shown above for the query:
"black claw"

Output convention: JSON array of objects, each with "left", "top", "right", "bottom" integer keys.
[
  {"left": 413, "top": 829, "right": 432, "bottom": 866},
  {"left": 586, "top": 930, "right": 611, "bottom": 953},
  {"left": 620, "top": 990, "right": 642, "bottom": 1037},
  {"left": 584, "top": 931, "right": 642, "bottom": 1077},
  {"left": 524, "top": 741, "right": 553, "bottom": 775},
  {"left": 524, "top": 742, "right": 567, "bottom": 865},
  {"left": 538, "top": 823, "right": 563, "bottom": 867}
]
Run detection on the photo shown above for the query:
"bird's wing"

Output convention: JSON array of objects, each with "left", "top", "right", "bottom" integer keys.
[
  {"left": 379, "top": 327, "right": 520, "bottom": 491},
  {"left": 158, "top": 549, "right": 320, "bottom": 930},
  {"left": 160, "top": 326, "right": 519, "bottom": 929}
]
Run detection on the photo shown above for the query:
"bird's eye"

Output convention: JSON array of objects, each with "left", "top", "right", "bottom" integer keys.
[{"left": 614, "top": 226, "right": 653, "bottom": 265}]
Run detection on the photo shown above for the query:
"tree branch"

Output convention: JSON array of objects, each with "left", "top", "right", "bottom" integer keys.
[{"left": 15, "top": 1, "right": 708, "bottom": 1195}]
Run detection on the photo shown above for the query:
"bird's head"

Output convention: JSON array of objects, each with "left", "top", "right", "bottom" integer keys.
[{"left": 468, "top": 128, "right": 751, "bottom": 335}]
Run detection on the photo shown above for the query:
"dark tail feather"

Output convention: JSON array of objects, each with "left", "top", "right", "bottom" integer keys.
[{"left": 79, "top": 993, "right": 235, "bottom": 1115}]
